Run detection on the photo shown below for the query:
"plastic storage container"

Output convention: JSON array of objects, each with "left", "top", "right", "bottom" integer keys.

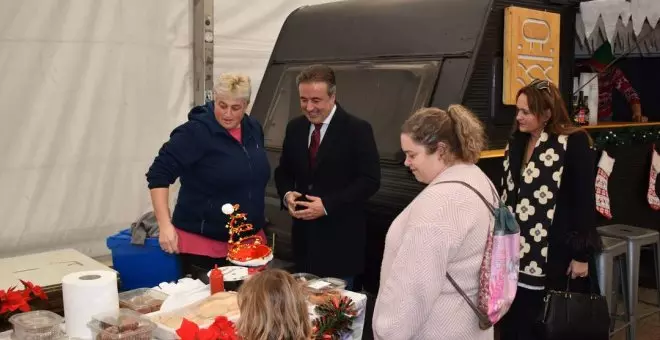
[
  {"left": 106, "top": 229, "right": 181, "bottom": 290},
  {"left": 292, "top": 272, "right": 319, "bottom": 283},
  {"left": 118, "top": 288, "right": 169, "bottom": 314},
  {"left": 305, "top": 277, "right": 346, "bottom": 305},
  {"left": 8, "top": 310, "right": 65, "bottom": 340},
  {"left": 87, "top": 308, "right": 156, "bottom": 340},
  {"left": 147, "top": 291, "right": 239, "bottom": 339}
]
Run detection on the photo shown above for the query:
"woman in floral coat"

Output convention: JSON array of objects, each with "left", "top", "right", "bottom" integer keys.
[{"left": 496, "top": 79, "right": 602, "bottom": 340}]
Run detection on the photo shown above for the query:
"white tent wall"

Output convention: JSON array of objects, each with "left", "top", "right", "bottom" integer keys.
[
  {"left": 0, "top": 0, "right": 344, "bottom": 259},
  {"left": 213, "top": 0, "right": 345, "bottom": 112},
  {"left": 0, "top": 0, "right": 193, "bottom": 258}
]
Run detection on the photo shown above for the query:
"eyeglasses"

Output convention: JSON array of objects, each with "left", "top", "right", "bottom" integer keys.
[{"left": 529, "top": 79, "right": 551, "bottom": 92}]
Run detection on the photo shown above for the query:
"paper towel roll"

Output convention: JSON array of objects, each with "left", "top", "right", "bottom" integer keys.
[{"left": 62, "top": 270, "right": 119, "bottom": 339}]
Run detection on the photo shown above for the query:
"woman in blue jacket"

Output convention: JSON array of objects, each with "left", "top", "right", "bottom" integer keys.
[{"left": 146, "top": 73, "right": 271, "bottom": 276}]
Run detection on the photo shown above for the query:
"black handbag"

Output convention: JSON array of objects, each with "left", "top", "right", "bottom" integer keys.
[{"left": 538, "top": 276, "right": 610, "bottom": 340}]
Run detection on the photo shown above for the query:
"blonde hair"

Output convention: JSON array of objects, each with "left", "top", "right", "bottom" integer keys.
[
  {"left": 402, "top": 105, "right": 486, "bottom": 164},
  {"left": 213, "top": 73, "right": 252, "bottom": 104},
  {"left": 236, "top": 269, "right": 312, "bottom": 340}
]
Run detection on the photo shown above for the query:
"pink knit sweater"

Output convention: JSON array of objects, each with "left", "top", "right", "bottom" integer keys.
[{"left": 372, "top": 163, "right": 495, "bottom": 340}]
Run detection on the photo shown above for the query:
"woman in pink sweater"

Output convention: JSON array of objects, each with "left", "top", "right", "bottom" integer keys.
[{"left": 372, "top": 105, "right": 496, "bottom": 340}]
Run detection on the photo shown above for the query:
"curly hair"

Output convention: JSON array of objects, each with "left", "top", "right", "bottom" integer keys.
[{"left": 402, "top": 105, "right": 486, "bottom": 164}]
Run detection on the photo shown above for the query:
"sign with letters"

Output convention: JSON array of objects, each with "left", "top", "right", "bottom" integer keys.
[{"left": 503, "top": 6, "right": 561, "bottom": 105}]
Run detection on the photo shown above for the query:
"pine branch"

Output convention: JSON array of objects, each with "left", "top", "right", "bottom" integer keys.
[{"left": 312, "top": 296, "right": 358, "bottom": 340}]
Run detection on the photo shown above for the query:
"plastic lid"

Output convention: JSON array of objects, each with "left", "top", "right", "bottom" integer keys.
[
  {"left": 292, "top": 273, "right": 320, "bottom": 283},
  {"left": 88, "top": 308, "right": 156, "bottom": 339},
  {"left": 9, "top": 310, "right": 63, "bottom": 330},
  {"left": 306, "top": 277, "right": 346, "bottom": 293},
  {"left": 118, "top": 288, "right": 168, "bottom": 314}
]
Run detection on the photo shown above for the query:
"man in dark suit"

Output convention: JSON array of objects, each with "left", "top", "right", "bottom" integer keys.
[{"left": 274, "top": 64, "right": 380, "bottom": 289}]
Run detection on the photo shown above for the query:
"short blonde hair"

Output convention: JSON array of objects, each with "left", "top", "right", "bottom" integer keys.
[
  {"left": 213, "top": 73, "right": 251, "bottom": 104},
  {"left": 402, "top": 105, "right": 486, "bottom": 164},
  {"left": 236, "top": 269, "right": 312, "bottom": 340}
]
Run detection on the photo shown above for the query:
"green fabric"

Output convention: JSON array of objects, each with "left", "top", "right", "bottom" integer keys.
[{"left": 591, "top": 41, "right": 614, "bottom": 65}]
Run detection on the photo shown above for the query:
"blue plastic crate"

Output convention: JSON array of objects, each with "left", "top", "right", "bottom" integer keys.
[{"left": 106, "top": 229, "right": 181, "bottom": 291}]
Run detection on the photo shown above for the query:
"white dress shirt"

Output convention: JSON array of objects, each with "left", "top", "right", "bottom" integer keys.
[
  {"left": 284, "top": 105, "right": 337, "bottom": 214},
  {"left": 308, "top": 105, "right": 337, "bottom": 146}
]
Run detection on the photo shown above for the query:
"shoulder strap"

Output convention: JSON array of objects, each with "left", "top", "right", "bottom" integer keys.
[
  {"left": 446, "top": 273, "right": 491, "bottom": 328},
  {"left": 432, "top": 180, "right": 497, "bottom": 329},
  {"left": 433, "top": 180, "right": 499, "bottom": 214}
]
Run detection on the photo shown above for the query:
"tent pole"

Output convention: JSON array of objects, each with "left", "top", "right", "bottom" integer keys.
[{"left": 192, "top": 0, "right": 214, "bottom": 106}]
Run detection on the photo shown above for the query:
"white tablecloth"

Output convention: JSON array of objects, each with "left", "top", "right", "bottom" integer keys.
[{"left": 0, "top": 290, "right": 368, "bottom": 340}]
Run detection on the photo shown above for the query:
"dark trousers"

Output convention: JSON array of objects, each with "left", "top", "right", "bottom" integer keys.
[
  {"left": 179, "top": 253, "right": 228, "bottom": 282},
  {"left": 497, "top": 287, "right": 546, "bottom": 340}
]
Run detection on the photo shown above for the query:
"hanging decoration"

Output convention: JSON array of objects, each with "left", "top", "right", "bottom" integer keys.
[
  {"left": 591, "top": 126, "right": 660, "bottom": 150},
  {"left": 576, "top": 0, "right": 660, "bottom": 54},
  {"left": 648, "top": 145, "right": 660, "bottom": 210},
  {"left": 580, "top": 0, "right": 660, "bottom": 39}
]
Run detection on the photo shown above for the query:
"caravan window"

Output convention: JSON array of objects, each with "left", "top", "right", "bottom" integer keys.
[{"left": 262, "top": 61, "right": 440, "bottom": 162}]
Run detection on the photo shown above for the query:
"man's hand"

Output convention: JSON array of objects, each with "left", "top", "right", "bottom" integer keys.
[
  {"left": 631, "top": 104, "right": 647, "bottom": 123},
  {"left": 284, "top": 191, "right": 302, "bottom": 217},
  {"left": 632, "top": 112, "right": 648, "bottom": 123},
  {"left": 566, "top": 259, "right": 589, "bottom": 279},
  {"left": 293, "top": 195, "right": 326, "bottom": 220}
]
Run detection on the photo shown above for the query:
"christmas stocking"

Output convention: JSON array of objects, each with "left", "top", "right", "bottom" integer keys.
[
  {"left": 649, "top": 146, "right": 660, "bottom": 211},
  {"left": 596, "top": 151, "right": 615, "bottom": 219}
]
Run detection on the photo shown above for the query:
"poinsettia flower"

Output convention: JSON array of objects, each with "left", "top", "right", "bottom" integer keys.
[
  {"left": 176, "top": 318, "right": 200, "bottom": 340},
  {"left": 176, "top": 316, "right": 237, "bottom": 340},
  {"left": 197, "top": 327, "right": 220, "bottom": 340},
  {"left": 1, "top": 289, "right": 31, "bottom": 313},
  {"left": 20, "top": 280, "right": 48, "bottom": 300}
]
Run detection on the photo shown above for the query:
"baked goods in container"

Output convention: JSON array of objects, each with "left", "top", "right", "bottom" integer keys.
[
  {"left": 87, "top": 308, "right": 156, "bottom": 340},
  {"left": 149, "top": 291, "right": 240, "bottom": 330},
  {"left": 118, "top": 288, "right": 168, "bottom": 314},
  {"left": 304, "top": 278, "right": 346, "bottom": 305}
]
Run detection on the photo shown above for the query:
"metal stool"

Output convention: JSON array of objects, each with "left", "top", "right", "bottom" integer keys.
[
  {"left": 595, "top": 236, "right": 630, "bottom": 337},
  {"left": 597, "top": 224, "right": 660, "bottom": 340}
]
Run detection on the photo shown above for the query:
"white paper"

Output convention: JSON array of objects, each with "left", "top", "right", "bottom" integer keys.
[
  {"left": 159, "top": 284, "right": 211, "bottom": 313},
  {"left": 308, "top": 280, "right": 332, "bottom": 290},
  {"left": 61, "top": 270, "right": 119, "bottom": 339}
]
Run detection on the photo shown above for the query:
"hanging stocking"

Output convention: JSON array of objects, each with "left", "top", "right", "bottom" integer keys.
[
  {"left": 648, "top": 146, "right": 660, "bottom": 211},
  {"left": 596, "top": 151, "right": 615, "bottom": 219}
]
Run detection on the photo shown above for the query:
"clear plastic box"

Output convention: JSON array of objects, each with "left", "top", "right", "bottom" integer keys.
[
  {"left": 147, "top": 291, "right": 240, "bottom": 336},
  {"left": 8, "top": 310, "right": 65, "bottom": 340},
  {"left": 87, "top": 308, "right": 156, "bottom": 340},
  {"left": 118, "top": 288, "right": 168, "bottom": 314},
  {"left": 292, "top": 272, "right": 319, "bottom": 283},
  {"left": 305, "top": 277, "right": 346, "bottom": 305}
]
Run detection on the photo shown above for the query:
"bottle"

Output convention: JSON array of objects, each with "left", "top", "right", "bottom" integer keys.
[
  {"left": 583, "top": 95, "right": 590, "bottom": 125},
  {"left": 209, "top": 264, "right": 225, "bottom": 294},
  {"left": 574, "top": 91, "right": 587, "bottom": 126}
]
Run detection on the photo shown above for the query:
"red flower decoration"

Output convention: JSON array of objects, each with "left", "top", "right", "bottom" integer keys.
[
  {"left": 19, "top": 280, "right": 47, "bottom": 300},
  {"left": 176, "top": 316, "right": 237, "bottom": 340},
  {"left": 1, "top": 280, "right": 48, "bottom": 317}
]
